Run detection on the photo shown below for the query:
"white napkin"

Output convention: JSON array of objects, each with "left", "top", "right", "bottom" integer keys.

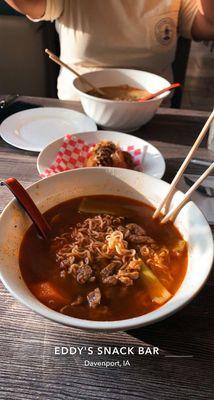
[{"left": 177, "top": 178, "right": 214, "bottom": 225}]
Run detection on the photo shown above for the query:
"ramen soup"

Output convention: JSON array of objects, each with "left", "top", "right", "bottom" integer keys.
[
  {"left": 19, "top": 195, "right": 188, "bottom": 321},
  {"left": 87, "top": 84, "right": 150, "bottom": 101}
]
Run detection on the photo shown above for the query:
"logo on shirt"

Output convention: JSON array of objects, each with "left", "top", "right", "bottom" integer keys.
[{"left": 155, "top": 18, "right": 176, "bottom": 46}]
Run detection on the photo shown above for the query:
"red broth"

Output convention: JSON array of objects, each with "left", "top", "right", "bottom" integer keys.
[{"left": 19, "top": 195, "right": 188, "bottom": 321}]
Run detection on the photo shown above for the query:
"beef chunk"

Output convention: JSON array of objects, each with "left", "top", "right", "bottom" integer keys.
[
  {"left": 125, "top": 223, "right": 155, "bottom": 244},
  {"left": 102, "top": 275, "right": 118, "bottom": 286},
  {"left": 100, "top": 262, "right": 120, "bottom": 286},
  {"left": 87, "top": 288, "right": 101, "bottom": 308},
  {"left": 76, "top": 265, "right": 94, "bottom": 284},
  {"left": 116, "top": 260, "right": 141, "bottom": 286},
  {"left": 100, "top": 263, "right": 116, "bottom": 279}
]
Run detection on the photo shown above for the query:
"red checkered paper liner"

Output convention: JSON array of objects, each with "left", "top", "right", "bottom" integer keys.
[{"left": 40, "top": 134, "right": 148, "bottom": 178}]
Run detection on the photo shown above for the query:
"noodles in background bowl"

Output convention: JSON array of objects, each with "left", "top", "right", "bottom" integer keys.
[{"left": 87, "top": 84, "right": 150, "bottom": 101}]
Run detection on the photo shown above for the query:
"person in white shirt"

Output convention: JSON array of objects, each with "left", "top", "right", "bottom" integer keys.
[{"left": 5, "top": 0, "right": 214, "bottom": 100}]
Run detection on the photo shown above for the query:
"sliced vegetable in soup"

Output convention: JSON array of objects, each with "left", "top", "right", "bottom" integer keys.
[{"left": 19, "top": 195, "right": 188, "bottom": 321}]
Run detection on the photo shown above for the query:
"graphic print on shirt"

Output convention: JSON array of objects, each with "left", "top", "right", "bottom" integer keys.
[{"left": 155, "top": 17, "right": 176, "bottom": 46}]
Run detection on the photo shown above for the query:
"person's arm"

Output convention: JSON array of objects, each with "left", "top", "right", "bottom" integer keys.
[
  {"left": 4, "top": 0, "right": 46, "bottom": 19},
  {"left": 192, "top": 0, "right": 214, "bottom": 39}
]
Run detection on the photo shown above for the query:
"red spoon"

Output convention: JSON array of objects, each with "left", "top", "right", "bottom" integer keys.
[
  {"left": 138, "top": 82, "right": 181, "bottom": 102},
  {"left": 1, "top": 177, "right": 51, "bottom": 239}
]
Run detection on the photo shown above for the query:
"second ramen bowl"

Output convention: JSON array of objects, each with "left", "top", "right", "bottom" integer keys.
[{"left": 73, "top": 69, "right": 170, "bottom": 131}]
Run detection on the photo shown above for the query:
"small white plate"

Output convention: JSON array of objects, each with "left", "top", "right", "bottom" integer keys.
[
  {"left": 37, "top": 130, "right": 166, "bottom": 179},
  {"left": 0, "top": 107, "right": 97, "bottom": 152}
]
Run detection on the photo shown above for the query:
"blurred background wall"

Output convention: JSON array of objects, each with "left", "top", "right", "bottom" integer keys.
[{"left": 0, "top": 3, "right": 59, "bottom": 98}]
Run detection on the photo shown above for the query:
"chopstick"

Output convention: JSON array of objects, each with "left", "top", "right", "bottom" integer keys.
[
  {"left": 45, "top": 49, "right": 105, "bottom": 97},
  {"left": 153, "top": 109, "right": 214, "bottom": 219},
  {"left": 160, "top": 162, "right": 214, "bottom": 224},
  {"left": 138, "top": 83, "right": 180, "bottom": 102}
]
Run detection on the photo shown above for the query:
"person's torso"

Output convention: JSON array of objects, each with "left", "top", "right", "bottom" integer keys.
[{"left": 56, "top": 0, "right": 181, "bottom": 99}]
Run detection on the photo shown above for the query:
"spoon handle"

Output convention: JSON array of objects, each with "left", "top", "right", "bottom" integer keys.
[
  {"left": 1, "top": 178, "right": 51, "bottom": 239},
  {"left": 138, "top": 82, "right": 181, "bottom": 102}
]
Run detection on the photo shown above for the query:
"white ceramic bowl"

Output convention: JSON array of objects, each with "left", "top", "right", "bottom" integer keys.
[
  {"left": 37, "top": 130, "right": 166, "bottom": 179},
  {"left": 73, "top": 69, "right": 170, "bottom": 131},
  {"left": 0, "top": 168, "right": 213, "bottom": 332}
]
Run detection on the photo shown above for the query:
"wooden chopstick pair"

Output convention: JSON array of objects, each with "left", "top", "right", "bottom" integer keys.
[
  {"left": 45, "top": 49, "right": 105, "bottom": 96},
  {"left": 153, "top": 109, "right": 214, "bottom": 224}
]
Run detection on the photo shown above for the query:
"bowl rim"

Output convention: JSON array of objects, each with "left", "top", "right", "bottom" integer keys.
[
  {"left": 0, "top": 168, "right": 213, "bottom": 331},
  {"left": 73, "top": 68, "right": 171, "bottom": 105}
]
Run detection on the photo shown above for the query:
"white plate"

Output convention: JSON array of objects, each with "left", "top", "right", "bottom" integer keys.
[
  {"left": 37, "top": 130, "right": 166, "bottom": 179},
  {"left": 0, "top": 107, "right": 97, "bottom": 152}
]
